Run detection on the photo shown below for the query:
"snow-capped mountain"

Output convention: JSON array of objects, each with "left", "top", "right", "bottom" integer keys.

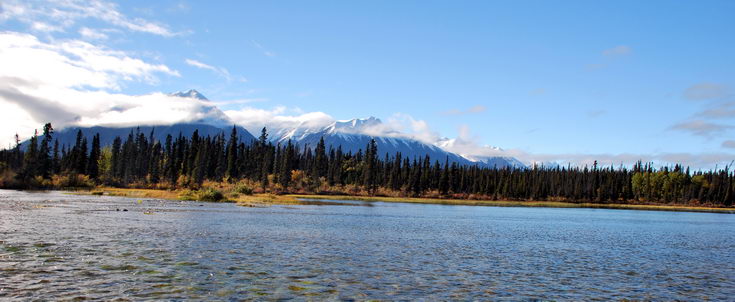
[
  {"left": 171, "top": 89, "right": 209, "bottom": 100},
  {"left": 269, "top": 117, "right": 471, "bottom": 164},
  {"left": 435, "top": 138, "right": 526, "bottom": 168},
  {"left": 41, "top": 88, "right": 522, "bottom": 168},
  {"left": 169, "top": 89, "right": 234, "bottom": 128},
  {"left": 269, "top": 117, "right": 524, "bottom": 168},
  {"left": 36, "top": 90, "right": 255, "bottom": 149},
  {"left": 47, "top": 123, "right": 256, "bottom": 150}
]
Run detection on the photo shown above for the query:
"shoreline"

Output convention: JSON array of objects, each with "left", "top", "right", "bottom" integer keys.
[{"left": 59, "top": 187, "right": 735, "bottom": 214}]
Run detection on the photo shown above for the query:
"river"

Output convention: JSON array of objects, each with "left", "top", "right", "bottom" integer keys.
[{"left": 0, "top": 190, "right": 733, "bottom": 300}]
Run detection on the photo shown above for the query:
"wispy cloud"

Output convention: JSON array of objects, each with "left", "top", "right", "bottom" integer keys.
[
  {"left": 184, "top": 58, "right": 246, "bottom": 83},
  {"left": 669, "top": 120, "right": 733, "bottom": 137},
  {"left": 251, "top": 40, "right": 276, "bottom": 57},
  {"left": 0, "top": 0, "right": 182, "bottom": 37},
  {"left": 30, "top": 21, "right": 63, "bottom": 33},
  {"left": 722, "top": 140, "right": 735, "bottom": 149},
  {"left": 671, "top": 83, "right": 735, "bottom": 142},
  {"left": 602, "top": 45, "right": 631, "bottom": 57},
  {"left": 78, "top": 27, "right": 109, "bottom": 40},
  {"left": 696, "top": 101, "right": 735, "bottom": 119},
  {"left": 683, "top": 83, "right": 730, "bottom": 101},
  {"left": 184, "top": 58, "right": 217, "bottom": 71},
  {"left": 442, "top": 105, "right": 487, "bottom": 116}
]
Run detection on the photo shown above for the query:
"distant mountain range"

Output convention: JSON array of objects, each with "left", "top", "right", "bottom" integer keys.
[
  {"left": 49, "top": 123, "right": 256, "bottom": 150},
  {"left": 28, "top": 90, "right": 255, "bottom": 150},
  {"left": 269, "top": 116, "right": 525, "bottom": 168},
  {"left": 269, "top": 116, "right": 474, "bottom": 165},
  {"left": 33, "top": 90, "right": 525, "bottom": 168}
]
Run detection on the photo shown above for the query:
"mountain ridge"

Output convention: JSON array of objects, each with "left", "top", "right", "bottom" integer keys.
[{"left": 22, "top": 90, "right": 525, "bottom": 169}]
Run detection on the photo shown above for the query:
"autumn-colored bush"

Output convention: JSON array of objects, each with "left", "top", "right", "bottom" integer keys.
[{"left": 51, "top": 173, "right": 93, "bottom": 188}]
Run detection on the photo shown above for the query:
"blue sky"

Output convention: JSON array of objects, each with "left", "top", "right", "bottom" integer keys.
[{"left": 0, "top": 0, "right": 733, "bottom": 167}]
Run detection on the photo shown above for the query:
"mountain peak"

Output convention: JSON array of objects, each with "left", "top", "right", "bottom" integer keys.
[
  {"left": 333, "top": 116, "right": 382, "bottom": 131},
  {"left": 171, "top": 89, "right": 208, "bottom": 101}
]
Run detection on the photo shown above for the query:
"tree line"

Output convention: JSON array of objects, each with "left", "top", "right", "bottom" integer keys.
[{"left": 1, "top": 123, "right": 733, "bottom": 206}]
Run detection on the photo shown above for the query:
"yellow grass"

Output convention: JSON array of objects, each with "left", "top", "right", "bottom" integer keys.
[
  {"left": 289, "top": 194, "right": 735, "bottom": 214},
  {"left": 72, "top": 188, "right": 735, "bottom": 214}
]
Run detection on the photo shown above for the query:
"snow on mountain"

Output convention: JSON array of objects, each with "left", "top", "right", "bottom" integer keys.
[
  {"left": 170, "top": 89, "right": 209, "bottom": 100},
  {"left": 435, "top": 137, "right": 526, "bottom": 169},
  {"left": 169, "top": 89, "right": 234, "bottom": 128},
  {"left": 35, "top": 90, "right": 257, "bottom": 149},
  {"left": 268, "top": 117, "right": 466, "bottom": 164},
  {"left": 45, "top": 123, "right": 256, "bottom": 150},
  {"left": 268, "top": 116, "right": 524, "bottom": 168}
]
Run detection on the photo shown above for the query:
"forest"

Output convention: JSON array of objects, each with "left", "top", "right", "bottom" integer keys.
[{"left": 0, "top": 123, "right": 733, "bottom": 207}]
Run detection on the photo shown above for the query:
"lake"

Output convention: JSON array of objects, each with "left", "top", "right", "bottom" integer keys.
[{"left": 1, "top": 190, "right": 733, "bottom": 300}]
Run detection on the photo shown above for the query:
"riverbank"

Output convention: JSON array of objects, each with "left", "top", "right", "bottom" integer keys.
[
  {"left": 291, "top": 194, "right": 735, "bottom": 214},
  {"left": 71, "top": 187, "right": 735, "bottom": 214}
]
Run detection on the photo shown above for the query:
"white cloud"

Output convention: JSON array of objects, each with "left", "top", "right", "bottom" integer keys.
[
  {"left": 0, "top": 31, "right": 191, "bottom": 145},
  {"left": 185, "top": 58, "right": 246, "bottom": 83},
  {"left": 0, "top": 32, "right": 179, "bottom": 90},
  {"left": 31, "top": 21, "right": 63, "bottom": 33},
  {"left": 225, "top": 107, "right": 334, "bottom": 134},
  {"left": 184, "top": 58, "right": 214, "bottom": 71},
  {"left": 0, "top": 0, "right": 180, "bottom": 37},
  {"left": 437, "top": 125, "right": 733, "bottom": 169},
  {"left": 78, "top": 27, "right": 108, "bottom": 40}
]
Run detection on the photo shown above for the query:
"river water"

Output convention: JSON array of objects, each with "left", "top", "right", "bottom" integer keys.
[{"left": 0, "top": 190, "right": 733, "bottom": 300}]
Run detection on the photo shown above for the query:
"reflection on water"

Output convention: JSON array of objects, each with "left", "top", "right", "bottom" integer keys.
[{"left": 1, "top": 190, "right": 733, "bottom": 300}]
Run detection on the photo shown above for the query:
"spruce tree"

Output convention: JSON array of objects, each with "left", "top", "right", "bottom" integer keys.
[
  {"left": 226, "top": 126, "right": 239, "bottom": 181},
  {"left": 38, "top": 123, "right": 53, "bottom": 178},
  {"left": 87, "top": 133, "right": 101, "bottom": 179}
]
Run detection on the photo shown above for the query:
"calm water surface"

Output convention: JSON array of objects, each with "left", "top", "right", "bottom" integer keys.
[{"left": 0, "top": 190, "right": 733, "bottom": 300}]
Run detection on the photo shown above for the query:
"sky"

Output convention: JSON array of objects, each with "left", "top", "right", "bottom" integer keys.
[{"left": 0, "top": 0, "right": 734, "bottom": 168}]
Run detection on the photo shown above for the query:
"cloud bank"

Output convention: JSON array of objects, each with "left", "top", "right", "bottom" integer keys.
[{"left": 0, "top": 31, "right": 229, "bottom": 144}]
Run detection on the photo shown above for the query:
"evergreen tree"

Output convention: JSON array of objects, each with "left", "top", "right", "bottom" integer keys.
[
  {"left": 226, "top": 126, "right": 239, "bottom": 180},
  {"left": 87, "top": 133, "right": 101, "bottom": 179},
  {"left": 38, "top": 123, "right": 54, "bottom": 178}
]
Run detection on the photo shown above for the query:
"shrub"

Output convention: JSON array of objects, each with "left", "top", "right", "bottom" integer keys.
[
  {"left": 233, "top": 183, "right": 254, "bottom": 195},
  {"left": 178, "top": 188, "right": 227, "bottom": 202},
  {"left": 51, "top": 173, "right": 94, "bottom": 189},
  {"left": 0, "top": 169, "right": 19, "bottom": 188},
  {"left": 197, "top": 188, "right": 226, "bottom": 202},
  {"left": 177, "top": 189, "right": 197, "bottom": 201}
]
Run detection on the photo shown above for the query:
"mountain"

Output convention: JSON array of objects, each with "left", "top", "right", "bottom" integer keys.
[
  {"left": 435, "top": 138, "right": 526, "bottom": 169},
  {"left": 171, "top": 89, "right": 208, "bottom": 100},
  {"left": 269, "top": 117, "right": 521, "bottom": 167},
  {"left": 24, "top": 90, "right": 255, "bottom": 149},
  {"left": 468, "top": 156, "right": 526, "bottom": 169},
  {"left": 43, "top": 123, "right": 256, "bottom": 150},
  {"left": 169, "top": 89, "right": 234, "bottom": 128},
  {"left": 23, "top": 88, "right": 521, "bottom": 169}
]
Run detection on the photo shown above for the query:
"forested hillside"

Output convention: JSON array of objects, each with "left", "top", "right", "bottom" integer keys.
[{"left": 1, "top": 123, "right": 733, "bottom": 207}]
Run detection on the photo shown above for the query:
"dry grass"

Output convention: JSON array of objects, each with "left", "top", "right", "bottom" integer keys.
[
  {"left": 77, "top": 187, "right": 181, "bottom": 200},
  {"left": 289, "top": 194, "right": 735, "bottom": 214},
  {"left": 72, "top": 187, "right": 735, "bottom": 214}
]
